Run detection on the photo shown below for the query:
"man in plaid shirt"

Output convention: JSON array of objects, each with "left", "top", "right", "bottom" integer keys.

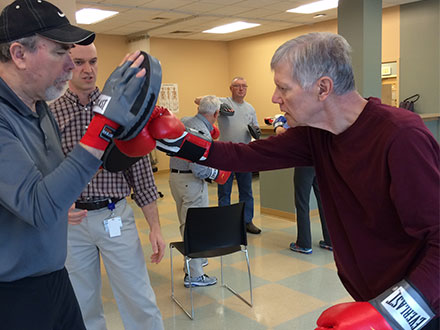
[{"left": 50, "top": 43, "right": 165, "bottom": 330}]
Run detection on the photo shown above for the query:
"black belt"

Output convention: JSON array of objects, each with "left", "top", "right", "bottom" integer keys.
[
  {"left": 75, "top": 197, "right": 123, "bottom": 211},
  {"left": 171, "top": 169, "right": 192, "bottom": 174}
]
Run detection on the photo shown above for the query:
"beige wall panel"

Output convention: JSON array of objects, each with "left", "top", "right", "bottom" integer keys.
[
  {"left": 382, "top": 6, "right": 400, "bottom": 63},
  {"left": 150, "top": 37, "right": 230, "bottom": 118},
  {"left": 93, "top": 34, "right": 130, "bottom": 90},
  {"left": 149, "top": 37, "right": 230, "bottom": 171}
]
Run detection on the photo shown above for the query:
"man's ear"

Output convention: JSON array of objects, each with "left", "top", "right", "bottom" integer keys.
[
  {"left": 214, "top": 110, "right": 220, "bottom": 119},
  {"left": 9, "top": 42, "right": 27, "bottom": 70},
  {"left": 317, "top": 76, "right": 333, "bottom": 101}
]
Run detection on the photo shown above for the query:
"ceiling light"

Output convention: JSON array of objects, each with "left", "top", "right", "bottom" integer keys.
[
  {"left": 287, "top": 0, "right": 338, "bottom": 14},
  {"left": 76, "top": 8, "right": 119, "bottom": 24},
  {"left": 203, "top": 21, "right": 260, "bottom": 34}
]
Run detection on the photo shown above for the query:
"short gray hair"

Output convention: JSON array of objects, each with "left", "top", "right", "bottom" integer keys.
[
  {"left": 198, "top": 95, "right": 221, "bottom": 115},
  {"left": 270, "top": 32, "right": 355, "bottom": 95},
  {"left": 0, "top": 35, "right": 39, "bottom": 63},
  {"left": 230, "top": 76, "right": 245, "bottom": 85}
]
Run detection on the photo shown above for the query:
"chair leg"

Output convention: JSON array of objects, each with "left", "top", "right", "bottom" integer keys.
[
  {"left": 244, "top": 248, "right": 253, "bottom": 306},
  {"left": 221, "top": 248, "right": 253, "bottom": 307},
  {"left": 186, "top": 257, "right": 195, "bottom": 319},
  {"left": 170, "top": 246, "right": 175, "bottom": 299},
  {"left": 169, "top": 246, "right": 194, "bottom": 320},
  {"left": 220, "top": 255, "right": 224, "bottom": 286}
]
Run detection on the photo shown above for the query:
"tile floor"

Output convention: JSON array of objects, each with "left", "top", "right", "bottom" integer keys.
[{"left": 101, "top": 172, "right": 353, "bottom": 330}]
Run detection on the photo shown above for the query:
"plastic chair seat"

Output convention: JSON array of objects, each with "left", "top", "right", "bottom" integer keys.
[{"left": 169, "top": 202, "right": 253, "bottom": 319}]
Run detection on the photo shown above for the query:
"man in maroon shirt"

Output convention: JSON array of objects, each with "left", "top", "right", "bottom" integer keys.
[{"left": 147, "top": 32, "right": 439, "bottom": 330}]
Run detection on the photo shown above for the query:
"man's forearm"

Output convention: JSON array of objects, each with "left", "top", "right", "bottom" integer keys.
[{"left": 140, "top": 200, "right": 161, "bottom": 231}]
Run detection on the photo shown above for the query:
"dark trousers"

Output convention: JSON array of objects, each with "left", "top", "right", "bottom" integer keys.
[
  {"left": 0, "top": 267, "right": 85, "bottom": 330},
  {"left": 218, "top": 171, "right": 254, "bottom": 223},
  {"left": 294, "top": 167, "right": 331, "bottom": 249}
]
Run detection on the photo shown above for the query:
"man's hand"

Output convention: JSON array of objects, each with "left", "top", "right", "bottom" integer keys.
[
  {"left": 149, "top": 228, "right": 165, "bottom": 264},
  {"left": 141, "top": 201, "right": 165, "bottom": 264},
  {"left": 68, "top": 204, "right": 87, "bottom": 225}
]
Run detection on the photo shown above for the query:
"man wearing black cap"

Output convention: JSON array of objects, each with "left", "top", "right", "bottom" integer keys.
[{"left": 0, "top": 1, "right": 153, "bottom": 329}]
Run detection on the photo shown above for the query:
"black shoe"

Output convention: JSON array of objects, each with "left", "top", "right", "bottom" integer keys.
[{"left": 246, "top": 222, "right": 261, "bottom": 234}]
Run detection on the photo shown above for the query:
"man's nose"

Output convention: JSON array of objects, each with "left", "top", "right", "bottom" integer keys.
[
  {"left": 83, "top": 62, "right": 92, "bottom": 72},
  {"left": 65, "top": 55, "right": 74, "bottom": 71},
  {"left": 272, "top": 90, "right": 281, "bottom": 104}
]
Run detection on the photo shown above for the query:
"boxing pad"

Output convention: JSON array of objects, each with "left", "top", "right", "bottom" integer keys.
[
  {"left": 93, "top": 51, "right": 162, "bottom": 141},
  {"left": 264, "top": 117, "right": 274, "bottom": 125},
  {"left": 101, "top": 125, "right": 156, "bottom": 173},
  {"left": 219, "top": 103, "right": 234, "bottom": 116},
  {"left": 101, "top": 106, "right": 180, "bottom": 172},
  {"left": 247, "top": 124, "right": 261, "bottom": 140},
  {"left": 101, "top": 142, "right": 142, "bottom": 173}
]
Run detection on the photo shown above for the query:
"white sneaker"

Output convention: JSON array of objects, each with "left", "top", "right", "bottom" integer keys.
[{"left": 184, "top": 274, "right": 217, "bottom": 288}]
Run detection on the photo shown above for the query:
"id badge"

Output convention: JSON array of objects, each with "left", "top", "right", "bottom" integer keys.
[{"left": 103, "top": 216, "right": 122, "bottom": 238}]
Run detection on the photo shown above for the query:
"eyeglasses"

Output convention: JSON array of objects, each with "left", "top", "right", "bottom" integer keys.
[{"left": 231, "top": 84, "right": 248, "bottom": 89}]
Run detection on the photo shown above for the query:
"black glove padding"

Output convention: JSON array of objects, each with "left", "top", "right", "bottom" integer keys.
[
  {"left": 101, "top": 141, "right": 142, "bottom": 172},
  {"left": 219, "top": 103, "right": 234, "bottom": 116},
  {"left": 248, "top": 124, "right": 261, "bottom": 140},
  {"left": 93, "top": 51, "right": 162, "bottom": 141}
]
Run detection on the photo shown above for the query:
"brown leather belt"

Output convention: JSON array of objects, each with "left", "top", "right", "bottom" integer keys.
[{"left": 75, "top": 197, "right": 123, "bottom": 211}]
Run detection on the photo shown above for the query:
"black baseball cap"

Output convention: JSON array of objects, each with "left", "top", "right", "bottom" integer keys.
[{"left": 0, "top": 0, "right": 95, "bottom": 45}]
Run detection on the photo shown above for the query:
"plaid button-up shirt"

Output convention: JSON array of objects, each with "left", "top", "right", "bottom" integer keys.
[{"left": 50, "top": 88, "right": 158, "bottom": 207}]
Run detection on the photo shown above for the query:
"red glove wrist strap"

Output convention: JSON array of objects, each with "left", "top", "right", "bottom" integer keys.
[{"left": 80, "top": 114, "right": 119, "bottom": 151}]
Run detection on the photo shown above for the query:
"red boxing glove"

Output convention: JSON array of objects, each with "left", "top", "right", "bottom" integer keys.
[
  {"left": 112, "top": 106, "right": 182, "bottom": 158},
  {"left": 148, "top": 106, "right": 185, "bottom": 140},
  {"left": 316, "top": 302, "right": 393, "bottom": 330},
  {"left": 208, "top": 168, "right": 231, "bottom": 184},
  {"left": 214, "top": 170, "right": 231, "bottom": 184},
  {"left": 80, "top": 114, "right": 119, "bottom": 150},
  {"left": 114, "top": 126, "right": 156, "bottom": 157},
  {"left": 210, "top": 125, "right": 220, "bottom": 140}
]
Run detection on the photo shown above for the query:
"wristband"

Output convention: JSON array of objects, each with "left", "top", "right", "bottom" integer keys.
[
  {"left": 80, "top": 114, "right": 118, "bottom": 151},
  {"left": 369, "top": 280, "right": 435, "bottom": 330},
  {"left": 208, "top": 168, "right": 219, "bottom": 180}
]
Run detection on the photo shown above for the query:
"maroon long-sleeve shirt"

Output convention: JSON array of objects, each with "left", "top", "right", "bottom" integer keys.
[{"left": 202, "top": 98, "right": 440, "bottom": 315}]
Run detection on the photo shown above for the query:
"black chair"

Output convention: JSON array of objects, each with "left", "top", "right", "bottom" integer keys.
[{"left": 169, "top": 202, "right": 253, "bottom": 319}]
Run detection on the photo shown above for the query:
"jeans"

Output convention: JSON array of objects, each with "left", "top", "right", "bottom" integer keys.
[{"left": 218, "top": 171, "right": 254, "bottom": 224}]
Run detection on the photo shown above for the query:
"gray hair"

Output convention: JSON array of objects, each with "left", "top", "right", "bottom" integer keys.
[
  {"left": 270, "top": 32, "right": 355, "bottom": 95},
  {"left": 231, "top": 76, "right": 245, "bottom": 85},
  {"left": 198, "top": 95, "right": 221, "bottom": 115},
  {"left": 0, "top": 35, "right": 39, "bottom": 63}
]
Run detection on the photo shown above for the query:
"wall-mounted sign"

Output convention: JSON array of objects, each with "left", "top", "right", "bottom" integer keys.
[{"left": 158, "top": 83, "right": 179, "bottom": 113}]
